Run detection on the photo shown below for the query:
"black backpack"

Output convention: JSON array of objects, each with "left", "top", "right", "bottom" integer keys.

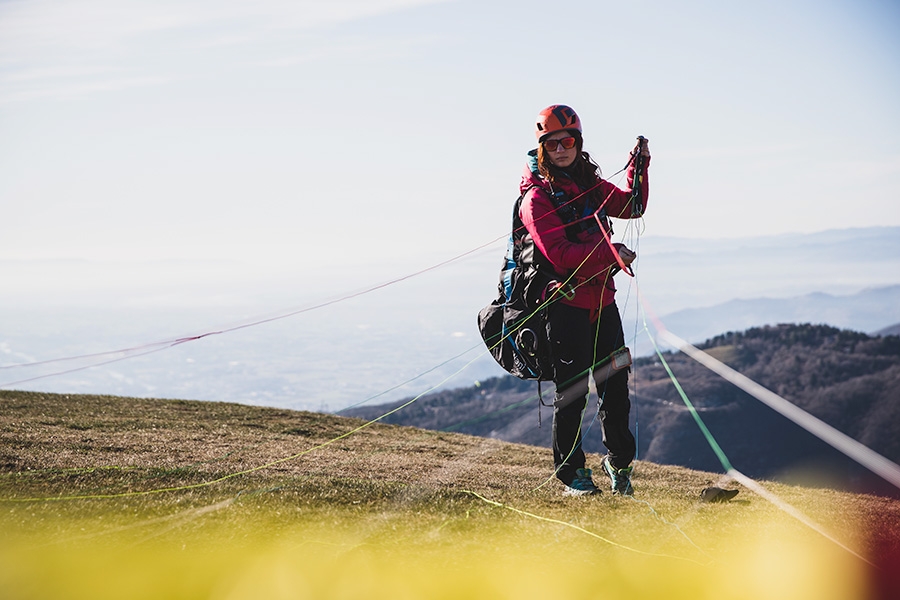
[
  {"left": 478, "top": 176, "right": 607, "bottom": 382},
  {"left": 477, "top": 186, "right": 559, "bottom": 381}
]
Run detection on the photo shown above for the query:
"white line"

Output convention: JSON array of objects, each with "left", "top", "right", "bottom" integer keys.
[
  {"left": 658, "top": 329, "right": 900, "bottom": 490},
  {"left": 728, "top": 469, "right": 873, "bottom": 567}
]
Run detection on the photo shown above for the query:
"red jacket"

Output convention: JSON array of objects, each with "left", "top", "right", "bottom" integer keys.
[{"left": 519, "top": 150, "right": 649, "bottom": 318}]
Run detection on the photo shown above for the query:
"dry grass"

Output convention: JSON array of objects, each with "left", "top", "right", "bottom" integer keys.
[{"left": 1, "top": 390, "right": 899, "bottom": 599}]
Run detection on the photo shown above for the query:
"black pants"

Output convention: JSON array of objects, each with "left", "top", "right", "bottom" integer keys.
[{"left": 548, "top": 301, "right": 635, "bottom": 485}]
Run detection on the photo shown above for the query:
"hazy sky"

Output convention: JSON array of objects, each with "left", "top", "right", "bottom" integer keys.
[{"left": 2, "top": 0, "right": 899, "bottom": 268}]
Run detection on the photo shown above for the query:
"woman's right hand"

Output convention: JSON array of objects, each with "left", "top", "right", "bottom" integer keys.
[{"left": 632, "top": 137, "right": 650, "bottom": 159}]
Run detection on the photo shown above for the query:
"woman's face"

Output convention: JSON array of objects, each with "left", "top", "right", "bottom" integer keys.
[{"left": 543, "top": 130, "right": 578, "bottom": 169}]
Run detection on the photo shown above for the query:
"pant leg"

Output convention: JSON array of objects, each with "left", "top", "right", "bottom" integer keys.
[
  {"left": 547, "top": 303, "right": 592, "bottom": 485},
  {"left": 593, "top": 303, "right": 635, "bottom": 469}
]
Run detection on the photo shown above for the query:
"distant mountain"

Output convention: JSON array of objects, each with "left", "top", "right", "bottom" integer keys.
[
  {"left": 627, "top": 226, "right": 900, "bottom": 317},
  {"left": 343, "top": 324, "right": 900, "bottom": 497},
  {"left": 656, "top": 285, "right": 900, "bottom": 344},
  {"left": 876, "top": 323, "right": 900, "bottom": 337}
]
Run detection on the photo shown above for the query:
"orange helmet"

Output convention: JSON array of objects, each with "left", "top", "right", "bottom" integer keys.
[{"left": 535, "top": 105, "right": 582, "bottom": 141}]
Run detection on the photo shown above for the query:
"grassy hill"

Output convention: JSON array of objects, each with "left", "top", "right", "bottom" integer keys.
[
  {"left": 1, "top": 390, "right": 899, "bottom": 599},
  {"left": 344, "top": 324, "right": 900, "bottom": 498}
]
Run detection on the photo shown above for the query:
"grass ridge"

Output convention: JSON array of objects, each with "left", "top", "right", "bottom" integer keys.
[{"left": 1, "top": 390, "right": 898, "bottom": 599}]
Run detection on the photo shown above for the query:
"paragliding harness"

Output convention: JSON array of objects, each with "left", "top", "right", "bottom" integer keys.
[
  {"left": 477, "top": 182, "right": 605, "bottom": 411},
  {"left": 478, "top": 139, "right": 646, "bottom": 420}
]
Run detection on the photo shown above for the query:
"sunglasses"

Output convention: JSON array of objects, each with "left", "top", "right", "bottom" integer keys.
[{"left": 542, "top": 136, "right": 577, "bottom": 152}]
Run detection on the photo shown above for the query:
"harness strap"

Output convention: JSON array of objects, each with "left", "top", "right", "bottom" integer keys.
[{"left": 595, "top": 211, "right": 634, "bottom": 278}]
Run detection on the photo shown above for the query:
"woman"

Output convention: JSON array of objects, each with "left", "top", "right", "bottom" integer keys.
[{"left": 519, "top": 104, "right": 650, "bottom": 496}]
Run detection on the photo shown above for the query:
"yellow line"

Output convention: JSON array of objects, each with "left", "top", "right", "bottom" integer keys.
[
  {"left": 462, "top": 490, "right": 712, "bottom": 566},
  {"left": 1, "top": 356, "right": 481, "bottom": 502}
]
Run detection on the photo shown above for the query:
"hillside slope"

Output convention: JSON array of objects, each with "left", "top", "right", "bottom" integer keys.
[
  {"left": 344, "top": 324, "right": 900, "bottom": 497},
  {"left": 2, "top": 390, "right": 900, "bottom": 599}
]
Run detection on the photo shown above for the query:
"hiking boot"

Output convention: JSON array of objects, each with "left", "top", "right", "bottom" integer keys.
[
  {"left": 601, "top": 455, "right": 633, "bottom": 496},
  {"left": 563, "top": 468, "right": 601, "bottom": 496}
]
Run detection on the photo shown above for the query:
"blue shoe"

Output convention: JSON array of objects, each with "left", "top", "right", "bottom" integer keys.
[
  {"left": 601, "top": 455, "right": 633, "bottom": 496},
  {"left": 563, "top": 468, "right": 601, "bottom": 496}
]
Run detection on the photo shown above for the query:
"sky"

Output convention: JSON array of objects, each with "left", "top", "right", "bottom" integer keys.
[{"left": 1, "top": 0, "right": 899, "bottom": 271}]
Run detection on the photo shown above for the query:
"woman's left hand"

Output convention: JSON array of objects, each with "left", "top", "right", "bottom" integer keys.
[{"left": 613, "top": 243, "right": 636, "bottom": 267}]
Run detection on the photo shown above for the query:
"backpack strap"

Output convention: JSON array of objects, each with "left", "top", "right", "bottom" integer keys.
[{"left": 545, "top": 182, "right": 603, "bottom": 242}]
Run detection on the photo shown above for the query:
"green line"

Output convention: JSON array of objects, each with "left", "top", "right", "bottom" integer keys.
[{"left": 641, "top": 314, "right": 733, "bottom": 473}]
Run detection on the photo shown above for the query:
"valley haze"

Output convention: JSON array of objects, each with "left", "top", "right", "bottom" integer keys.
[{"left": 1, "top": 226, "right": 898, "bottom": 413}]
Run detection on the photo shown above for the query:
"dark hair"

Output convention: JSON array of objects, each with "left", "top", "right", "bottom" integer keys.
[{"left": 537, "top": 130, "right": 602, "bottom": 190}]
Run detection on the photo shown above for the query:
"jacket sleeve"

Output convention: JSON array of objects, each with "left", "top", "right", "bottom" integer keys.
[
  {"left": 600, "top": 156, "right": 650, "bottom": 219},
  {"left": 520, "top": 187, "right": 619, "bottom": 277}
]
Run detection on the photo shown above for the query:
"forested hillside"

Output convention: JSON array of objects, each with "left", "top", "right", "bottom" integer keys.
[{"left": 344, "top": 324, "right": 900, "bottom": 497}]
